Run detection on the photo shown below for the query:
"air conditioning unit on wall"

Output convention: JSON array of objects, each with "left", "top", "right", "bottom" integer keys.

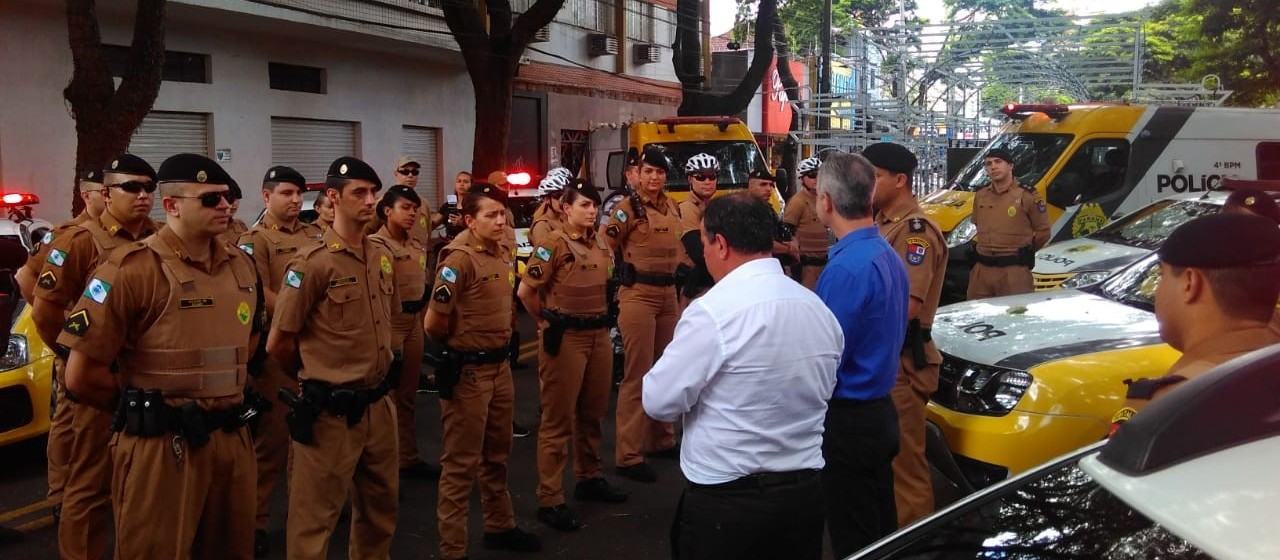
[
  {"left": 532, "top": 26, "right": 550, "bottom": 43},
  {"left": 634, "top": 43, "right": 661, "bottom": 64},
  {"left": 588, "top": 33, "right": 619, "bottom": 57}
]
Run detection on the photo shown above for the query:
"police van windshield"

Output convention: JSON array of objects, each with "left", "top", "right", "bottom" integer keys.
[
  {"left": 1089, "top": 199, "right": 1219, "bottom": 249},
  {"left": 1095, "top": 254, "right": 1161, "bottom": 312},
  {"left": 647, "top": 141, "right": 767, "bottom": 192},
  {"left": 950, "top": 133, "right": 1074, "bottom": 192}
]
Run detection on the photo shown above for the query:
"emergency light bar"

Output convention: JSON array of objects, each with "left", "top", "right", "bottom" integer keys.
[
  {"left": 657, "top": 116, "right": 741, "bottom": 133},
  {"left": 0, "top": 193, "right": 38, "bottom": 206},
  {"left": 507, "top": 172, "right": 532, "bottom": 186},
  {"left": 1000, "top": 103, "right": 1070, "bottom": 121}
]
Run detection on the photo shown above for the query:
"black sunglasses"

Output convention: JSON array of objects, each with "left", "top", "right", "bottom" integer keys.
[
  {"left": 108, "top": 180, "right": 157, "bottom": 194},
  {"left": 690, "top": 173, "right": 718, "bottom": 182},
  {"left": 172, "top": 190, "right": 234, "bottom": 208},
  {"left": 801, "top": 172, "right": 818, "bottom": 179},
  {"left": 397, "top": 168, "right": 420, "bottom": 176}
]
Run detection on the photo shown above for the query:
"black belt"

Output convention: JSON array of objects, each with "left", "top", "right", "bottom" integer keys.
[
  {"left": 543, "top": 311, "right": 612, "bottom": 330},
  {"left": 300, "top": 375, "right": 397, "bottom": 421},
  {"left": 454, "top": 346, "right": 510, "bottom": 365},
  {"left": 828, "top": 395, "right": 892, "bottom": 409},
  {"left": 112, "top": 388, "right": 253, "bottom": 448},
  {"left": 689, "top": 469, "right": 819, "bottom": 491},
  {"left": 634, "top": 272, "right": 676, "bottom": 287},
  {"left": 799, "top": 255, "right": 828, "bottom": 266},
  {"left": 401, "top": 298, "right": 427, "bottom": 313},
  {"left": 974, "top": 253, "right": 1026, "bottom": 267}
]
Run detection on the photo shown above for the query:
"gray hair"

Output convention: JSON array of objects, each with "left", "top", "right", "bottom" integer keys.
[{"left": 816, "top": 152, "right": 875, "bottom": 220}]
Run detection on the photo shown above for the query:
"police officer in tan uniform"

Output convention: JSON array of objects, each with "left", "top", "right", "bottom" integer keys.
[
  {"left": 425, "top": 184, "right": 542, "bottom": 559},
  {"left": 235, "top": 165, "right": 323, "bottom": 556},
  {"left": 604, "top": 146, "right": 683, "bottom": 483},
  {"left": 393, "top": 155, "right": 434, "bottom": 249},
  {"left": 1110, "top": 213, "right": 1280, "bottom": 430},
  {"left": 746, "top": 169, "right": 798, "bottom": 263},
  {"left": 33, "top": 153, "right": 159, "bottom": 560},
  {"left": 314, "top": 191, "right": 335, "bottom": 231},
  {"left": 517, "top": 181, "right": 628, "bottom": 532},
  {"left": 267, "top": 157, "right": 401, "bottom": 559},
  {"left": 864, "top": 142, "right": 948, "bottom": 527},
  {"left": 529, "top": 170, "right": 571, "bottom": 247},
  {"left": 1221, "top": 188, "right": 1280, "bottom": 334},
  {"left": 966, "top": 149, "right": 1050, "bottom": 299},
  {"left": 678, "top": 153, "right": 719, "bottom": 301},
  {"left": 784, "top": 156, "right": 831, "bottom": 290},
  {"left": 61, "top": 153, "right": 263, "bottom": 559},
  {"left": 222, "top": 178, "right": 250, "bottom": 245}
]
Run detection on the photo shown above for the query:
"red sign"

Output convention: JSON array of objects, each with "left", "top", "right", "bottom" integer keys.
[{"left": 762, "top": 58, "right": 806, "bottom": 135}]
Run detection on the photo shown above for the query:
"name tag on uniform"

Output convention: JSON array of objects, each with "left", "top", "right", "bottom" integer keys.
[
  {"left": 179, "top": 298, "right": 215, "bottom": 309},
  {"left": 329, "top": 276, "right": 358, "bottom": 288},
  {"left": 276, "top": 246, "right": 298, "bottom": 255},
  {"left": 480, "top": 273, "right": 500, "bottom": 283}
]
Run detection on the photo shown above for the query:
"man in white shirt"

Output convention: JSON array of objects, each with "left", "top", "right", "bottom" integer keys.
[{"left": 643, "top": 194, "right": 844, "bottom": 560}]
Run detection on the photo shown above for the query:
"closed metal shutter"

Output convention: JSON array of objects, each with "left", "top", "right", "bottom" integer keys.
[
  {"left": 127, "top": 111, "right": 210, "bottom": 221},
  {"left": 270, "top": 117, "right": 357, "bottom": 186},
  {"left": 401, "top": 126, "right": 441, "bottom": 207}
]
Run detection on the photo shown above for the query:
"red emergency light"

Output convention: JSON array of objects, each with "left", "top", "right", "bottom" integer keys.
[
  {"left": 0, "top": 193, "right": 39, "bottom": 206},
  {"left": 1000, "top": 103, "right": 1070, "bottom": 121},
  {"left": 507, "top": 172, "right": 532, "bottom": 186}
]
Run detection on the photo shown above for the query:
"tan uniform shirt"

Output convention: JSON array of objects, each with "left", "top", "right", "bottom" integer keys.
[
  {"left": 237, "top": 215, "right": 323, "bottom": 297},
  {"left": 26, "top": 213, "right": 92, "bottom": 274},
  {"left": 409, "top": 207, "right": 432, "bottom": 249},
  {"left": 782, "top": 189, "right": 828, "bottom": 258},
  {"left": 522, "top": 228, "right": 611, "bottom": 316},
  {"left": 529, "top": 202, "right": 562, "bottom": 248},
  {"left": 602, "top": 192, "right": 684, "bottom": 275},
  {"left": 219, "top": 218, "right": 249, "bottom": 247},
  {"left": 677, "top": 196, "right": 707, "bottom": 234},
  {"left": 877, "top": 198, "right": 948, "bottom": 332},
  {"left": 57, "top": 227, "right": 263, "bottom": 410},
  {"left": 273, "top": 229, "right": 397, "bottom": 387},
  {"left": 971, "top": 182, "right": 1050, "bottom": 257},
  {"left": 428, "top": 230, "right": 514, "bottom": 351},
  {"left": 35, "top": 210, "right": 158, "bottom": 310},
  {"left": 368, "top": 227, "right": 428, "bottom": 304}
]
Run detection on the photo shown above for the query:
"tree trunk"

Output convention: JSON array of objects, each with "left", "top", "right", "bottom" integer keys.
[
  {"left": 63, "top": 0, "right": 167, "bottom": 217},
  {"left": 673, "top": 0, "right": 704, "bottom": 90},
  {"left": 471, "top": 57, "right": 517, "bottom": 178},
  {"left": 773, "top": 19, "right": 799, "bottom": 200},
  {"left": 677, "top": 0, "right": 776, "bottom": 116}
]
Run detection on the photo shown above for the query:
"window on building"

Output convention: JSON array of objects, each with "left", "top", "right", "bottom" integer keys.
[
  {"left": 626, "top": 0, "right": 655, "bottom": 43},
  {"left": 269, "top": 62, "right": 326, "bottom": 94},
  {"left": 556, "top": 0, "right": 615, "bottom": 33},
  {"left": 102, "top": 45, "right": 209, "bottom": 83}
]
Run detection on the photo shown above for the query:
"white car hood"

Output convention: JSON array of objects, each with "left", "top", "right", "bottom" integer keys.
[
  {"left": 1033, "top": 239, "right": 1149, "bottom": 275},
  {"left": 933, "top": 290, "right": 1163, "bottom": 370}
]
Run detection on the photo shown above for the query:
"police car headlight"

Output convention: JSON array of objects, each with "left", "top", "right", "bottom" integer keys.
[
  {"left": 946, "top": 216, "right": 977, "bottom": 248},
  {"left": 952, "top": 365, "right": 1033, "bottom": 415},
  {"left": 0, "top": 335, "right": 30, "bottom": 370},
  {"left": 1059, "top": 270, "right": 1112, "bottom": 290}
]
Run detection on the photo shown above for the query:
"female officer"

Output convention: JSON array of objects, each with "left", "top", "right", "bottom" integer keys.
[
  {"left": 425, "top": 184, "right": 541, "bottom": 560},
  {"left": 369, "top": 186, "right": 440, "bottom": 479},
  {"left": 529, "top": 172, "right": 570, "bottom": 246},
  {"left": 517, "top": 182, "right": 628, "bottom": 532},
  {"left": 314, "top": 190, "right": 335, "bottom": 230}
]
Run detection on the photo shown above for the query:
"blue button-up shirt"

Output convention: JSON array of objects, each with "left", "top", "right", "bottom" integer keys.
[{"left": 817, "top": 225, "right": 909, "bottom": 401}]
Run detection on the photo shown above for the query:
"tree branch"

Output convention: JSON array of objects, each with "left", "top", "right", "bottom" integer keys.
[
  {"left": 109, "top": 0, "right": 167, "bottom": 128},
  {"left": 511, "top": 0, "right": 566, "bottom": 52},
  {"left": 441, "top": 0, "right": 494, "bottom": 81},
  {"left": 63, "top": 0, "right": 114, "bottom": 126},
  {"left": 486, "top": 0, "right": 512, "bottom": 39}
]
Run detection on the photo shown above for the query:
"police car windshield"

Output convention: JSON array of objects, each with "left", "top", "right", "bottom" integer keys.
[
  {"left": 1095, "top": 254, "right": 1161, "bottom": 312},
  {"left": 951, "top": 133, "right": 1074, "bottom": 192},
  {"left": 1089, "top": 199, "right": 1219, "bottom": 249},
  {"left": 647, "top": 141, "right": 767, "bottom": 192}
]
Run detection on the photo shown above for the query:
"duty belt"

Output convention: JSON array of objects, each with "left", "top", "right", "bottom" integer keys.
[
  {"left": 634, "top": 271, "right": 676, "bottom": 287},
  {"left": 454, "top": 346, "right": 510, "bottom": 365},
  {"left": 974, "top": 253, "right": 1027, "bottom": 267},
  {"left": 542, "top": 310, "right": 612, "bottom": 330},
  {"left": 401, "top": 298, "right": 427, "bottom": 313},
  {"left": 299, "top": 371, "right": 399, "bottom": 424},
  {"left": 799, "top": 255, "right": 829, "bottom": 266},
  {"left": 111, "top": 388, "right": 255, "bottom": 449}
]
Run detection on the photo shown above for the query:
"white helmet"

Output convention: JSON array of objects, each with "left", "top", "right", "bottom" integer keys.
[
  {"left": 797, "top": 157, "right": 822, "bottom": 176},
  {"left": 538, "top": 173, "right": 570, "bottom": 196},
  {"left": 684, "top": 153, "right": 720, "bottom": 174},
  {"left": 547, "top": 166, "right": 573, "bottom": 181}
]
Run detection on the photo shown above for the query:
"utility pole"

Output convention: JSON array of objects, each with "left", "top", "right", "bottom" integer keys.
[{"left": 818, "top": 0, "right": 832, "bottom": 133}]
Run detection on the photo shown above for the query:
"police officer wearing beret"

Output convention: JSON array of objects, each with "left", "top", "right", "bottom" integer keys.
[
  {"left": 746, "top": 169, "right": 798, "bottom": 263},
  {"left": 1111, "top": 213, "right": 1280, "bottom": 430},
  {"left": 967, "top": 148, "right": 1051, "bottom": 299},
  {"left": 1224, "top": 187, "right": 1280, "bottom": 224},
  {"left": 236, "top": 165, "right": 323, "bottom": 555},
  {"left": 426, "top": 183, "right": 543, "bottom": 559},
  {"left": 784, "top": 156, "right": 831, "bottom": 290},
  {"left": 33, "top": 153, "right": 159, "bottom": 560},
  {"left": 267, "top": 157, "right": 402, "bottom": 559},
  {"left": 863, "top": 142, "right": 948, "bottom": 527},
  {"left": 61, "top": 153, "right": 264, "bottom": 558},
  {"left": 221, "top": 178, "right": 250, "bottom": 246}
]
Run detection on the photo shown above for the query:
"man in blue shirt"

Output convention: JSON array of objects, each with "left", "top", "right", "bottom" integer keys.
[{"left": 814, "top": 152, "right": 910, "bottom": 557}]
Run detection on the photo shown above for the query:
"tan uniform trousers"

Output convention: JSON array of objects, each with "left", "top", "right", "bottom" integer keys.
[
  {"left": 438, "top": 362, "right": 517, "bottom": 560},
  {"left": 392, "top": 310, "right": 426, "bottom": 467},
  {"left": 615, "top": 284, "right": 678, "bottom": 467},
  {"left": 59, "top": 398, "right": 114, "bottom": 560},
  {"left": 536, "top": 327, "right": 612, "bottom": 507},
  {"left": 46, "top": 356, "right": 72, "bottom": 503},
  {"left": 966, "top": 262, "right": 1033, "bottom": 300},
  {"left": 889, "top": 351, "right": 940, "bottom": 528},
  {"left": 252, "top": 358, "right": 298, "bottom": 531},
  {"left": 111, "top": 426, "right": 255, "bottom": 559},
  {"left": 801, "top": 264, "right": 825, "bottom": 291},
  {"left": 288, "top": 396, "right": 399, "bottom": 560}
]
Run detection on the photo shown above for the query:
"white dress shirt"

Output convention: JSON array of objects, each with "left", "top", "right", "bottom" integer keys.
[{"left": 643, "top": 257, "right": 844, "bottom": 485}]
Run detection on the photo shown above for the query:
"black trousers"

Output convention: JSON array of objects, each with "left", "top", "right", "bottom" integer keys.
[
  {"left": 670, "top": 470, "right": 824, "bottom": 560},
  {"left": 822, "top": 397, "right": 901, "bottom": 558}
]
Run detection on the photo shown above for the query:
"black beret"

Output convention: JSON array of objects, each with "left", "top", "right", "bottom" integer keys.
[
  {"left": 327, "top": 156, "right": 382, "bottom": 190},
  {"left": 157, "top": 153, "right": 231, "bottom": 185},
  {"left": 79, "top": 169, "right": 104, "bottom": 183},
  {"left": 1158, "top": 213, "right": 1280, "bottom": 268},
  {"left": 264, "top": 165, "right": 307, "bottom": 190},
  {"left": 862, "top": 142, "right": 919, "bottom": 174},
  {"left": 1224, "top": 188, "right": 1280, "bottom": 224},
  {"left": 469, "top": 182, "right": 507, "bottom": 205},
  {"left": 749, "top": 169, "right": 774, "bottom": 181},
  {"left": 640, "top": 146, "right": 670, "bottom": 172},
  {"left": 985, "top": 149, "right": 1014, "bottom": 164},
  {"left": 625, "top": 148, "right": 641, "bottom": 167},
  {"left": 106, "top": 153, "right": 157, "bottom": 181},
  {"left": 383, "top": 184, "right": 422, "bottom": 207},
  {"left": 227, "top": 178, "right": 242, "bottom": 199},
  {"left": 568, "top": 179, "right": 601, "bottom": 205}
]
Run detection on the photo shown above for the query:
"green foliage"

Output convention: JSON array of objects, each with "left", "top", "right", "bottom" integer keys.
[{"left": 736, "top": 0, "right": 915, "bottom": 55}]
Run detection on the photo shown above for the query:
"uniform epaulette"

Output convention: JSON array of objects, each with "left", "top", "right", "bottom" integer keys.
[
  {"left": 1122, "top": 375, "right": 1188, "bottom": 400},
  {"left": 1020, "top": 182, "right": 1036, "bottom": 192},
  {"left": 300, "top": 241, "right": 328, "bottom": 258},
  {"left": 105, "top": 240, "right": 152, "bottom": 267}
]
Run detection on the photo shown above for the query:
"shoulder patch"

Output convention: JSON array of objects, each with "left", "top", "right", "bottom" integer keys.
[
  {"left": 37, "top": 270, "right": 56, "bottom": 289},
  {"left": 605, "top": 224, "right": 620, "bottom": 238},
  {"left": 83, "top": 278, "right": 111, "bottom": 304},
  {"left": 534, "top": 246, "right": 552, "bottom": 261},
  {"left": 41, "top": 231, "right": 54, "bottom": 245},
  {"left": 1037, "top": 199, "right": 1047, "bottom": 213},
  {"left": 527, "top": 264, "right": 543, "bottom": 279},
  {"left": 284, "top": 269, "right": 304, "bottom": 289},
  {"left": 47, "top": 249, "right": 67, "bottom": 268},
  {"left": 432, "top": 284, "right": 452, "bottom": 304},
  {"left": 1110, "top": 406, "right": 1137, "bottom": 425},
  {"left": 905, "top": 237, "right": 929, "bottom": 266},
  {"left": 239, "top": 243, "right": 254, "bottom": 255},
  {"left": 63, "top": 309, "right": 90, "bottom": 336},
  {"left": 909, "top": 218, "right": 925, "bottom": 233},
  {"left": 439, "top": 266, "right": 458, "bottom": 283},
  {"left": 614, "top": 209, "right": 628, "bottom": 223}
]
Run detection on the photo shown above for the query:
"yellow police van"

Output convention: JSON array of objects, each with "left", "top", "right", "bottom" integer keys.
[{"left": 933, "top": 103, "right": 1280, "bottom": 301}]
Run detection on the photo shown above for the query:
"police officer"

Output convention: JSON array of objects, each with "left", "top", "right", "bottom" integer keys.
[
  {"left": 746, "top": 169, "right": 797, "bottom": 264},
  {"left": 967, "top": 149, "right": 1050, "bottom": 299},
  {"left": 784, "top": 156, "right": 830, "bottom": 290},
  {"left": 530, "top": 170, "right": 571, "bottom": 247},
  {"left": 1111, "top": 213, "right": 1280, "bottom": 431},
  {"left": 425, "top": 184, "right": 542, "bottom": 559},
  {"left": 678, "top": 153, "right": 719, "bottom": 301},
  {"left": 235, "top": 165, "right": 323, "bottom": 556},
  {"left": 517, "top": 181, "right": 629, "bottom": 532},
  {"left": 267, "top": 157, "right": 401, "bottom": 559},
  {"left": 393, "top": 155, "right": 433, "bottom": 249},
  {"left": 863, "top": 142, "right": 948, "bottom": 527},
  {"left": 1223, "top": 187, "right": 1280, "bottom": 224},
  {"left": 61, "top": 153, "right": 263, "bottom": 559},
  {"left": 368, "top": 186, "right": 441, "bottom": 480},
  {"left": 222, "top": 178, "right": 250, "bottom": 245},
  {"left": 33, "top": 153, "right": 159, "bottom": 560},
  {"left": 314, "top": 191, "right": 335, "bottom": 231},
  {"left": 604, "top": 146, "right": 683, "bottom": 483}
]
